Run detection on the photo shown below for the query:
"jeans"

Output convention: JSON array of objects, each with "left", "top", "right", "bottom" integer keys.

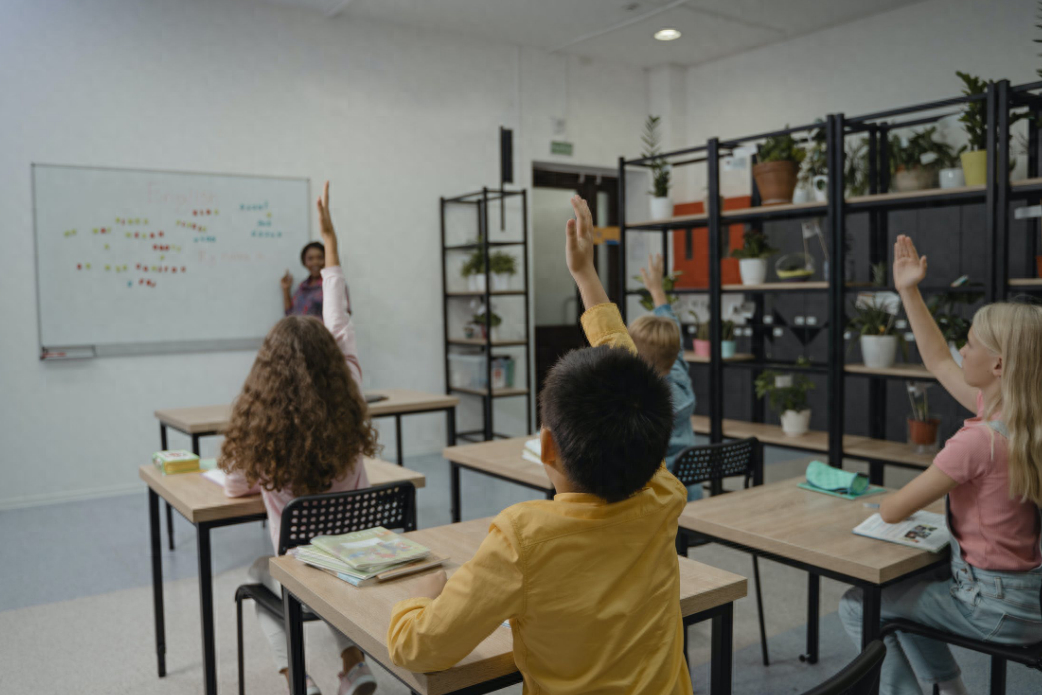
[{"left": 839, "top": 557, "right": 1042, "bottom": 695}]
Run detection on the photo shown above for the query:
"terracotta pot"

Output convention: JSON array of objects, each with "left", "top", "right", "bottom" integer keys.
[
  {"left": 908, "top": 418, "right": 940, "bottom": 446},
  {"left": 693, "top": 339, "right": 711, "bottom": 358},
  {"left": 1037, "top": 255, "right": 1042, "bottom": 278},
  {"left": 752, "top": 160, "right": 798, "bottom": 205}
]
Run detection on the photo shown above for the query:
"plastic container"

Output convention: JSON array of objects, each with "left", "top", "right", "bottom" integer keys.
[{"left": 449, "top": 353, "right": 516, "bottom": 390}]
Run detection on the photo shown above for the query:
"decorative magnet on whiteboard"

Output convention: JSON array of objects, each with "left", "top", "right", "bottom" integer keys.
[
  {"left": 77, "top": 263, "right": 82, "bottom": 270},
  {"left": 181, "top": 266, "right": 186, "bottom": 272},
  {"left": 104, "top": 244, "right": 109, "bottom": 250},
  {"left": 214, "top": 209, "right": 219, "bottom": 215},
  {"left": 136, "top": 264, "right": 141, "bottom": 269},
  {"left": 134, "top": 232, "right": 139, "bottom": 238},
  {"left": 101, "top": 228, "right": 107, "bottom": 234},
  {"left": 150, "top": 232, "right": 155, "bottom": 238},
  {"left": 158, "top": 231, "right": 164, "bottom": 237},
  {"left": 206, "top": 209, "right": 211, "bottom": 215},
  {"left": 193, "top": 210, "right": 197, "bottom": 216},
  {"left": 93, "top": 228, "right": 98, "bottom": 233},
  {"left": 143, "top": 267, "right": 147, "bottom": 272},
  {"left": 139, "top": 279, "right": 144, "bottom": 285},
  {"left": 127, "top": 281, "right": 132, "bottom": 287},
  {"left": 143, "top": 219, "right": 148, "bottom": 225},
  {"left": 172, "top": 267, "right": 177, "bottom": 273},
  {"left": 85, "top": 263, "right": 91, "bottom": 269},
  {"left": 266, "top": 212, "right": 272, "bottom": 218},
  {"left": 105, "top": 265, "right": 111, "bottom": 271},
  {"left": 160, "top": 255, "right": 165, "bottom": 261}
]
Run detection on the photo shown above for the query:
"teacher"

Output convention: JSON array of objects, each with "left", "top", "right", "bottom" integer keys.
[{"left": 280, "top": 241, "right": 350, "bottom": 316}]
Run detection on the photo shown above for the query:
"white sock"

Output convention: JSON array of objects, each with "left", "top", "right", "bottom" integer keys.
[{"left": 937, "top": 676, "right": 969, "bottom": 695}]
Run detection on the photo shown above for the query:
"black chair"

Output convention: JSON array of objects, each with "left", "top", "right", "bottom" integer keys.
[
  {"left": 800, "top": 640, "right": 887, "bottom": 695},
  {"left": 880, "top": 619, "right": 1042, "bottom": 695},
  {"left": 234, "top": 481, "right": 418, "bottom": 695},
  {"left": 672, "top": 437, "right": 771, "bottom": 666}
]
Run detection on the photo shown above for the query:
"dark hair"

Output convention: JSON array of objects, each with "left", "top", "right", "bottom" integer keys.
[
  {"left": 539, "top": 346, "right": 674, "bottom": 503},
  {"left": 300, "top": 241, "right": 325, "bottom": 266}
]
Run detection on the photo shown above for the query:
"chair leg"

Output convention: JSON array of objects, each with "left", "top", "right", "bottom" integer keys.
[
  {"left": 237, "top": 595, "right": 246, "bottom": 695},
  {"left": 752, "top": 554, "right": 770, "bottom": 666},
  {"left": 675, "top": 530, "right": 689, "bottom": 557},
  {"left": 989, "top": 655, "right": 1007, "bottom": 695}
]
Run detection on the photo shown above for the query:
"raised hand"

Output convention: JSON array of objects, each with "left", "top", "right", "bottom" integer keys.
[
  {"left": 639, "top": 254, "right": 668, "bottom": 307},
  {"left": 280, "top": 270, "right": 293, "bottom": 292},
  {"left": 893, "top": 234, "right": 927, "bottom": 293},
  {"left": 316, "top": 181, "right": 340, "bottom": 268},
  {"left": 565, "top": 195, "right": 596, "bottom": 278}
]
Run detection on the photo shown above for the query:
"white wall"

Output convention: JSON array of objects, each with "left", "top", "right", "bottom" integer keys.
[
  {"left": 0, "top": 0, "right": 649, "bottom": 508},
  {"left": 678, "top": 0, "right": 1040, "bottom": 199}
]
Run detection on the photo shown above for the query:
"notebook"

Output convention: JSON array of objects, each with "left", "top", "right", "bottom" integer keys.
[
  {"left": 290, "top": 545, "right": 445, "bottom": 587},
  {"left": 853, "top": 511, "right": 950, "bottom": 553},
  {"left": 311, "top": 526, "right": 430, "bottom": 573}
]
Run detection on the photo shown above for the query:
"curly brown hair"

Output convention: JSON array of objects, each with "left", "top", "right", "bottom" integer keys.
[{"left": 219, "top": 315, "right": 380, "bottom": 497}]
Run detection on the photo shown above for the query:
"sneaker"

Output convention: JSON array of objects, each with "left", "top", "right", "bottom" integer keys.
[
  {"left": 337, "top": 661, "right": 376, "bottom": 695},
  {"left": 305, "top": 675, "right": 321, "bottom": 695}
]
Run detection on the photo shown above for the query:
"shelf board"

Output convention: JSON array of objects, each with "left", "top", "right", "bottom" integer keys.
[
  {"left": 721, "top": 281, "right": 828, "bottom": 292},
  {"left": 627, "top": 211, "right": 707, "bottom": 230},
  {"left": 1010, "top": 176, "right": 1042, "bottom": 193},
  {"left": 845, "top": 363, "right": 935, "bottom": 380},
  {"left": 690, "top": 416, "right": 933, "bottom": 468},
  {"left": 448, "top": 338, "right": 527, "bottom": 347},
  {"left": 1009, "top": 278, "right": 1042, "bottom": 287},
  {"left": 721, "top": 200, "right": 827, "bottom": 223},
  {"left": 445, "top": 241, "right": 525, "bottom": 250},
  {"left": 450, "top": 386, "right": 529, "bottom": 398},
  {"left": 446, "top": 291, "right": 525, "bottom": 297},
  {"left": 846, "top": 184, "right": 985, "bottom": 211},
  {"left": 684, "top": 352, "right": 755, "bottom": 364}
]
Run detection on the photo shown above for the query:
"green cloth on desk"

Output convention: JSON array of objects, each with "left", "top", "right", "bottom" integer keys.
[
  {"left": 797, "top": 482, "right": 887, "bottom": 500},
  {"left": 804, "top": 460, "right": 871, "bottom": 496}
]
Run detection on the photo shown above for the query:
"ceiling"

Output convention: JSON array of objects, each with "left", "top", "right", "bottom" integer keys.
[{"left": 254, "top": 0, "right": 925, "bottom": 69}]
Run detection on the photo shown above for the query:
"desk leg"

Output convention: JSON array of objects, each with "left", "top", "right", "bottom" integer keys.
[
  {"left": 799, "top": 573, "right": 819, "bottom": 664},
  {"left": 446, "top": 407, "right": 457, "bottom": 447},
  {"left": 861, "top": 585, "right": 882, "bottom": 650},
  {"left": 450, "top": 463, "right": 461, "bottom": 523},
  {"left": 284, "top": 589, "right": 307, "bottom": 695},
  {"left": 196, "top": 522, "right": 217, "bottom": 695},
  {"left": 160, "top": 424, "right": 175, "bottom": 551},
  {"left": 709, "top": 603, "right": 733, "bottom": 695},
  {"left": 869, "top": 461, "right": 884, "bottom": 487},
  {"left": 148, "top": 489, "right": 167, "bottom": 678},
  {"left": 395, "top": 414, "right": 404, "bottom": 466}
]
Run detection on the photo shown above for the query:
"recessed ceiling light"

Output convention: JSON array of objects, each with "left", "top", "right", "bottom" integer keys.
[{"left": 654, "top": 28, "right": 681, "bottom": 41}]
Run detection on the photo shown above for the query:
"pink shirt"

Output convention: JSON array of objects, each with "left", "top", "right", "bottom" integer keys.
[
  {"left": 224, "top": 266, "right": 369, "bottom": 551},
  {"left": 934, "top": 392, "right": 1041, "bottom": 572}
]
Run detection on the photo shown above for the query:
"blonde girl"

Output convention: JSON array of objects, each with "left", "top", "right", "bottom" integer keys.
[{"left": 839, "top": 234, "right": 1042, "bottom": 695}]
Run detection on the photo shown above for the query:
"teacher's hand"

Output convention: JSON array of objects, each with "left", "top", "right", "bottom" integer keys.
[{"left": 281, "top": 270, "right": 293, "bottom": 292}]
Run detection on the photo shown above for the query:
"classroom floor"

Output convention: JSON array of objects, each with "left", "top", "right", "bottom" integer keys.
[{"left": 1, "top": 446, "right": 1039, "bottom": 694}]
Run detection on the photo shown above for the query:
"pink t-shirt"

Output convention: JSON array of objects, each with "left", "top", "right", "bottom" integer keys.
[
  {"left": 934, "top": 392, "right": 1041, "bottom": 572},
  {"left": 224, "top": 265, "right": 369, "bottom": 551}
]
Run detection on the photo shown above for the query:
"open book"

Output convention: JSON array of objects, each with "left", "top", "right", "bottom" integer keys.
[
  {"left": 522, "top": 438, "right": 541, "bottom": 466},
  {"left": 853, "top": 511, "right": 950, "bottom": 553},
  {"left": 312, "top": 526, "right": 430, "bottom": 573}
]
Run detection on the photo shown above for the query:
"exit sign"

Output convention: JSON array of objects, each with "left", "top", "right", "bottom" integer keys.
[{"left": 550, "top": 141, "right": 573, "bottom": 156}]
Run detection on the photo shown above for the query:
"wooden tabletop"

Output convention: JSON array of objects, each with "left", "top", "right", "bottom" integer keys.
[
  {"left": 442, "top": 437, "right": 553, "bottom": 491},
  {"left": 678, "top": 477, "right": 946, "bottom": 584},
  {"left": 270, "top": 517, "right": 746, "bottom": 695},
  {"left": 154, "top": 389, "right": 460, "bottom": 434},
  {"left": 139, "top": 458, "right": 426, "bottom": 524}
]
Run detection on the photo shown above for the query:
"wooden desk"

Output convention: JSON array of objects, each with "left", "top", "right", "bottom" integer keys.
[
  {"left": 442, "top": 437, "right": 553, "bottom": 522},
  {"left": 140, "top": 459, "right": 426, "bottom": 695},
  {"left": 678, "top": 477, "right": 947, "bottom": 661},
  {"left": 271, "top": 518, "right": 747, "bottom": 695},
  {"left": 154, "top": 389, "right": 459, "bottom": 550}
]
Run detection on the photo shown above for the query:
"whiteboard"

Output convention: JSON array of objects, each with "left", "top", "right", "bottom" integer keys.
[{"left": 33, "top": 164, "right": 310, "bottom": 356}]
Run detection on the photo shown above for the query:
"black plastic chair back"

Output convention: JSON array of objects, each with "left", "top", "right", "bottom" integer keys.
[
  {"left": 672, "top": 437, "right": 762, "bottom": 496},
  {"left": 276, "top": 481, "right": 417, "bottom": 556},
  {"left": 801, "top": 640, "right": 886, "bottom": 695}
]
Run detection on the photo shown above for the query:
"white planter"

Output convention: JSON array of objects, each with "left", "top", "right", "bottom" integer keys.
[
  {"left": 949, "top": 340, "right": 964, "bottom": 367},
  {"left": 467, "top": 274, "right": 486, "bottom": 293},
  {"left": 939, "top": 168, "right": 965, "bottom": 189},
  {"left": 650, "top": 196, "right": 673, "bottom": 220},
  {"left": 860, "top": 334, "right": 898, "bottom": 369},
  {"left": 491, "top": 273, "right": 511, "bottom": 292},
  {"left": 739, "top": 258, "right": 767, "bottom": 285},
  {"left": 780, "top": 409, "right": 812, "bottom": 437},
  {"left": 811, "top": 175, "right": 828, "bottom": 202},
  {"left": 791, "top": 186, "right": 811, "bottom": 204}
]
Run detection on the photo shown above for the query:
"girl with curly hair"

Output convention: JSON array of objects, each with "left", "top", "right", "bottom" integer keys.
[{"left": 221, "top": 182, "right": 380, "bottom": 695}]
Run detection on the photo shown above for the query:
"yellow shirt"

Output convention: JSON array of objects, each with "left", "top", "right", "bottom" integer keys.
[{"left": 388, "top": 303, "right": 691, "bottom": 695}]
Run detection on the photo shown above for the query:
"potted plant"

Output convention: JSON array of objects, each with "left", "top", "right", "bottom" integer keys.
[
  {"left": 461, "top": 250, "right": 486, "bottom": 292},
  {"left": 775, "top": 253, "right": 815, "bottom": 282},
  {"left": 927, "top": 281, "right": 984, "bottom": 365},
  {"left": 642, "top": 115, "right": 672, "bottom": 220},
  {"left": 848, "top": 296, "right": 907, "bottom": 369},
  {"left": 633, "top": 271, "right": 681, "bottom": 310},
  {"left": 957, "top": 71, "right": 990, "bottom": 185},
  {"left": 489, "top": 251, "right": 517, "bottom": 291},
  {"left": 907, "top": 381, "right": 940, "bottom": 453},
  {"left": 687, "top": 309, "right": 710, "bottom": 358},
  {"left": 755, "top": 359, "right": 816, "bottom": 437},
  {"left": 720, "top": 320, "right": 737, "bottom": 359},
  {"left": 798, "top": 123, "right": 828, "bottom": 203},
  {"left": 473, "top": 308, "right": 502, "bottom": 341},
  {"left": 937, "top": 139, "right": 968, "bottom": 189},
  {"left": 888, "top": 127, "right": 957, "bottom": 192},
  {"left": 844, "top": 137, "right": 870, "bottom": 198},
  {"left": 754, "top": 130, "right": 806, "bottom": 205},
  {"left": 731, "top": 229, "right": 777, "bottom": 285}
]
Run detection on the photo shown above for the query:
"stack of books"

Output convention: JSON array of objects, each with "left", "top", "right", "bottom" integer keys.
[
  {"left": 152, "top": 450, "right": 201, "bottom": 475},
  {"left": 290, "top": 526, "right": 445, "bottom": 587}
]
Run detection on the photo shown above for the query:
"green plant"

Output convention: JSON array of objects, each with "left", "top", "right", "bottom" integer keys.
[
  {"left": 888, "top": 126, "right": 962, "bottom": 175},
  {"left": 844, "top": 137, "right": 870, "bottom": 197},
  {"left": 642, "top": 115, "right": 670, "bottom": 198},
  {"left": 489, "top": 251, "right": 517, "bottom": 275},
  {"left": 472, "top": 310, "right": 502, "bottom": 328},
  {"left": 907, "top": 381, "right": 933, "bottom": 422},
  {"left": 926, "top": 282, "right": 985, "bottom": 348},
  {"left": 847, "top": 298, "right": 909, "bottom": 358},
  {"left": 632, "top": 271, "right": 682, "bottom": 311},
  {"left": 779, "top": 255, "right": 809, "bottom": 273},
  {"left": 730, "top": 229, "right": 778, "bottom": 260},
  {"left": 721, "top": 320, "right": 736, "bottom": 341},
  {"left": 871, "top": 262, "right": 887, "bottom": 288},
  {"left": 460, "top": 249, "right": 485, "bottom": 277},
  {"left": 755, "top": 358, "right": 815, "bottom": 413},
  {"left": 799, "top": 123, "right": 828, "bottom": 185},
  {"left": 957, "top": 71, "right": 989, "bottom": 151},
  {"left": 758, "top": 129, "right": 807, "bottom": 165}
]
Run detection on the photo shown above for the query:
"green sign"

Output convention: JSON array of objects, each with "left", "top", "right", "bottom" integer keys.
[{"left": 550, "top": 141, "right": 573, "bottom": 156}]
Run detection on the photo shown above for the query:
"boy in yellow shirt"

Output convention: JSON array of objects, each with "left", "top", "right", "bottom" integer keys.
[{"left": 387, "top": 195, "right": 691, "bottom": 695}]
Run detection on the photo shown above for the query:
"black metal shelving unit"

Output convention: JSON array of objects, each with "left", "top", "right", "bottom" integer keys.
[
  {"left": 617, "top": 79, "right": 1042, "bottom": 484},
  {"left": 440, "top": 187, "right": 532, "bottom": 442}
]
